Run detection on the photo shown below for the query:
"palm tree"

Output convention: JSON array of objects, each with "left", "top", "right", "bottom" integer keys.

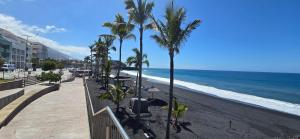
[
  {"left": 125, "top": 0, "right": 154, "bottom": 121},
  {"left": 104, "top": 59, "right": 112, "bottom": 92},
  {"left": 172, "top": 98, "right": 188, "bottom": 128},
  {"left": 150, "top": 2, "right": 201, "bottom": 138},
  {"left": 99, "top": 34, "right": 116, "bottom": 89},
  {"left": 126, "top": 48, "right": 149, "bottom": 96},
  {"left": 103, "top": 14, "right": 136, "bottom": 84},
  {"left": 93, "top": 39, "right": 104, "bottom": 80},
  {"left": 163, "top": 98, "right": 188, "bottom": 128},
  {"left": 84, "top": 56, "right": 90, "bottom": 70},
  {"left": 100, "top": 83, "right": 133, "bottom": 114}
]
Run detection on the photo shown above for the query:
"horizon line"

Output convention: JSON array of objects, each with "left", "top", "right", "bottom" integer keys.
[{"left": 142, "top": 67, "right": 300, "bottom": 74}]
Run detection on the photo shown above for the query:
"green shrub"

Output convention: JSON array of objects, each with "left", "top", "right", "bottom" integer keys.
[
  {"left": 163, "top": 98, "right": 188, "bottom": 127},
  {"left": 56, "top": 62, "right": 64, "bottom": 69},
  {"left": 41, "top": 60, "right": 57, "bottom": 71},
  {"left": 41, "top": 59, "right": 65, "bottom": 71},
  {"left": 37, "top": 71, "right": 62, "bottom": 84}
]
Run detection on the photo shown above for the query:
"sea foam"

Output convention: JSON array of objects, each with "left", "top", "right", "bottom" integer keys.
[{"left": 122, "top": 70, "right": 300, "bottom": 117}]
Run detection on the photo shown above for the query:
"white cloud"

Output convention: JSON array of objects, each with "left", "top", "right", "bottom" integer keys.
[
  {"left": 0, "top": 13, "right": 89, "bottom": 59},
  {"left": 28, "top": 25, "right": 66, "bottom": 34}
]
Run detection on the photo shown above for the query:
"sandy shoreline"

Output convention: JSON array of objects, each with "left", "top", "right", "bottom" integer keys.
[
  {"left": 122, "top": 70, "right": 300, "bottom": 117},
  {"left": 86, "top": 75, "right": 300, "bottom": 139}
]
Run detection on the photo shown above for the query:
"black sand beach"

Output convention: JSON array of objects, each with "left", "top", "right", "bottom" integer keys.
[{"left": 86, "top": 76, "right": 300, "bottom": 139}]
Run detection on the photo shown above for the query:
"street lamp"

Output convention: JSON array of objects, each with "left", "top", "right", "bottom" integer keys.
[{"left": 22, "top": 35, "right": 32, "bottom": 86}]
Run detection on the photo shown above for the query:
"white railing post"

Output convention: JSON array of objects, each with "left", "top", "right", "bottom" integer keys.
[{"left": 106, "top": 126, "right": 110, "bottom": 139}]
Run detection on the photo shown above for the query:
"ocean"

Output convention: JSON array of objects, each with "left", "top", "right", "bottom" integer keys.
[{"left": 122, "top": 68, "right": 300, "bottom": 116}]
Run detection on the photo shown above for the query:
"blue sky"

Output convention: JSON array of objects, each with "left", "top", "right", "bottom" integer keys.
[{"left": 0, "top": 0, "right": 299, "bottom": 73}]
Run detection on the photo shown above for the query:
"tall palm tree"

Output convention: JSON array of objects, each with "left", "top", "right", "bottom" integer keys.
[
  {"left": 150, "top": 2, "right": 201, "bottom": 138},
  {"left": 99, "top": 34, "right": 116, "bottom": 89},
  {"left": 125, "top": 0, "right": 154, "bottom": 121},
  {"left": 126, "top": 48, "right": 149, "bottom": 96},
  {"left": 93, "top": 39, "right": 104, "bottom": 80},
  {"left": 103, "top": 14, "right": 136, "bottom": 84}
]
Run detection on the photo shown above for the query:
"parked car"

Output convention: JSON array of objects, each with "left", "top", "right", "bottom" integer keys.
[{"left": 1, "top": 64, "right": 16, "bottom": 71}]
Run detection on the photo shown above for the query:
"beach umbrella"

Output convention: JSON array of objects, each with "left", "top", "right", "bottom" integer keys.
[{"left": 147, "top": 86, "right": 160, "bottom": 98}]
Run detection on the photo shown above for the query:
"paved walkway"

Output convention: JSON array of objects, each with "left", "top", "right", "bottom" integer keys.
[{"left": 0, "top": 78, "right": 90, "bottom": 139}]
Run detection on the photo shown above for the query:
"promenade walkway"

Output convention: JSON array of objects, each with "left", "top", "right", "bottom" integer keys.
[{"left": 0, "top": 78, "right": 89, "bottom": 139}]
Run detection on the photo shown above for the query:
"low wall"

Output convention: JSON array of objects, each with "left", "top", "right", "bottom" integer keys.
[
  {"left": 62, "top": 75, "right": 75, "bottom": 83},
  {"left": 0, "top": 80, "right": 23, "bottom": 91},
  {"left": 0, "top": 89, "right": 24, "bottom": 110},
  {"left": 0, "top": 84, "right": 60, "bottom": 128}
]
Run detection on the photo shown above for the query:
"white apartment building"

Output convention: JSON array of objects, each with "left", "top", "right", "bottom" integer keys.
[
  {"left": 1, "top": 28, "right": 70, "bottom": 69},
  {"left": 3, "top": 36, "right": 32, "bottom": 69},
  {"left": 0, "top": 28, "right": 33, "bottom": 69},
  {"left": 31, "top": 42, "right": 48, "bottom": 60}
]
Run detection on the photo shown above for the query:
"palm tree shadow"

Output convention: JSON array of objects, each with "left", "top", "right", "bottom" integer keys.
[
  {"left": 173, "top": 121, "right": 194, "bottom": 134},
  {"left": 180, "top": 122, "right": 194, "bottom": 133},
  {"left": 117, "top": 107, "right": 142, "bottom": 134},
  {"left": 117, "top": 108, "right": 157, "bottom": 138},
  {"left": 180, "top": 122, "right": 202, "bottom": 138}
]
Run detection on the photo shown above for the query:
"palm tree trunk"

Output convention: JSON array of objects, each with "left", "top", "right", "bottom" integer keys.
[
  {"left": 95, "top": 57, "right": 100, "bottom": 80},
  {"left": 166, "top": 52, "right": 174, "bottom": 139},
  {"left": 105, "top": 50, "right": 109, "bottom": 91},
  {"left": 101, "top": 58, "right": 104, "bottom": 84},
  {"left": 116, "top": 39, "right": 123, "bottom": 115},
  {"left": 175, "top": 111, "right": 179, "bottom": 126},
  {"left": 135, "top": 71, "right": 139, "bottom": 96},
  {"left": 136, "top": 25, "right": 143, "bottom": 122},
  {"left": 105, "top": 62, "right": 109, "bottom": 92},
  {"left": 117, "top": 39, "right": 123, "bottom": 84}
]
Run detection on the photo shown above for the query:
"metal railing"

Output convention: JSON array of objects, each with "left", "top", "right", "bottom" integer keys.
[{"left": 83, "top": 77, "right": 130, "bottom": 139}]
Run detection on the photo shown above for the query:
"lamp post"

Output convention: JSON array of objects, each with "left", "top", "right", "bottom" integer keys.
[{"left": 22, "top": 35, "right": 32, "bottom": 87}]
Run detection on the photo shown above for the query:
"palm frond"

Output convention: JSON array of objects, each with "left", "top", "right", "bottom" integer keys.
[
  {"left": 115, "top": 13, "right": 125, "bottom": 23},
  {"left": 151, "top": 35, "right": 168, "bottom": 48},
  {"left": 142, "top": 54, "right": 147, "bottom": 59},
  {"left": 103, "top": 22, "right": 114, "bottom": 28},
  {"left": 126, "top": 47, "right": 149, "bottom": 68},
  {"left": 132, "top": 48, "right": 140, "bottom": 55},
  {"left": 89, "top": 45, "right": 94, "bottom": 49},
  {"left": 176, "top": 19, "right": 201, "bottom": 49},
  {"left": 151, "top": 2, "right": 201, "bottom": 55},
  {"left": 125, "top": 33, "right": 136, "bottom": 41},
  {"left": 143, "top": 59, "right": 149, "bottom": 67},
  {"left": 125, "top": 0, "right": 137, "bottom": 11},
  {"left": 126, "top": 56, "right": 137, "bottom": 66},
  {"left": 125, "top": 0, "right": 154, "bottom": 25},
  {"left": 144, "top": 21, "right": 156, "bottom": 30},
  {"left": 145, "top": 1, "right": 155, "bottom": 17}
]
